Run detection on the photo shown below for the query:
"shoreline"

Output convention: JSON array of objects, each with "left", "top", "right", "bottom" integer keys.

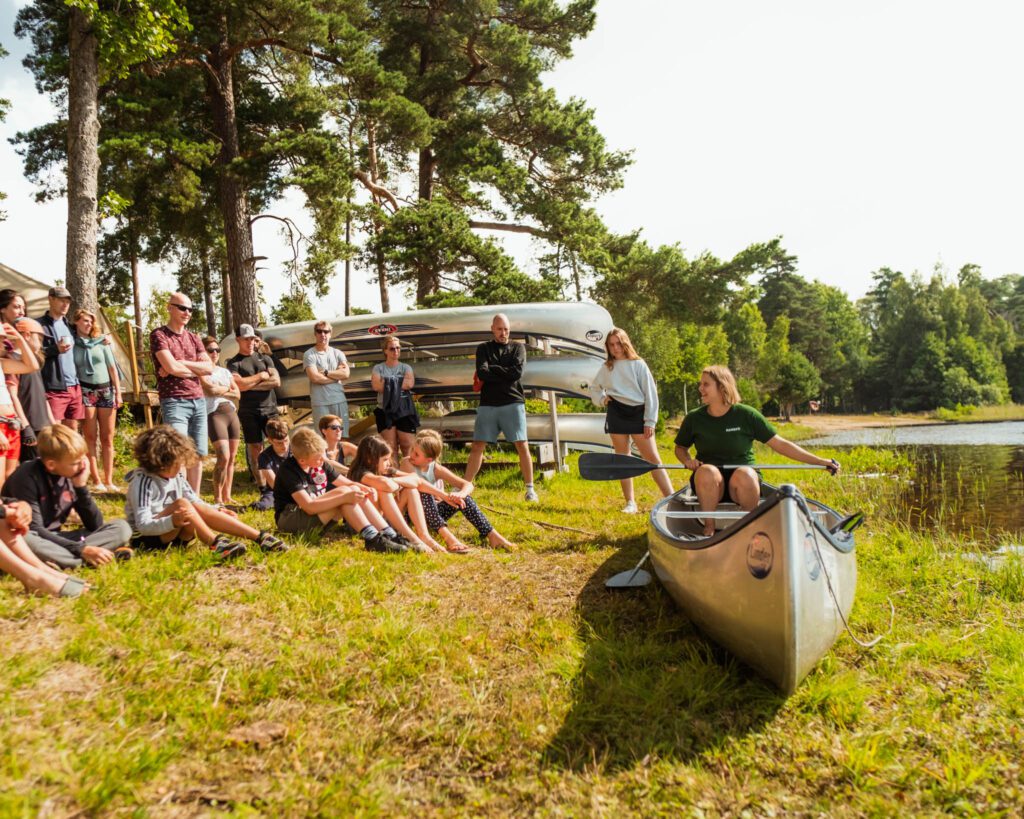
[{"left": 782, "top": 413, "right": 943, "bottom": 433}]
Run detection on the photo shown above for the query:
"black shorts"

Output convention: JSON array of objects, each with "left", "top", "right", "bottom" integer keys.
[
  {"left": 605, "top": 398, "right": 645, "bottom": 435},
  {"left": 689, "top": 467, "right": 752, "bottom": 504},
  {"left": 238, "top": 410, "right": 277, "bottom": 444},
  {"left": 132, "top": 534, "right": 190, "bottom": 551},
  {"left": 374, "top": 407, "right": 419, "bottom": 434}
]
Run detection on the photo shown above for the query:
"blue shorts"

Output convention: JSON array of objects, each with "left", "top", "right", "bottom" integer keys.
[
  {"left": 161, "top": 397, "right": 209, "bottom": 456},
  {"left": 473, "top": 403, "right": 527, "bottom": 444}
]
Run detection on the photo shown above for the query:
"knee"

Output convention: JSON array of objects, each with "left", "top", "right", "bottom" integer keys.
[
  {"left": 732, "top": 467, "right": 759, "bottom": 487},
  {"left": 694, "top": 464, "right": 722, "bottom": 488}
]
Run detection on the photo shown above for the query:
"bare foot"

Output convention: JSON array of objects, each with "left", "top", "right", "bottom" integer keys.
[{"left": 486, "top": 530, "right": 515, "bottom": 551}]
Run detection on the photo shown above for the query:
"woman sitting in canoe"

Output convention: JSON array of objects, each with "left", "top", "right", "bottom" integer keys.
[
  {"left": 590, "top": 328, "right": 673, "bottom": 513},
  {"left": 674, "top": 365, "right": 839, "bottom": 537}
]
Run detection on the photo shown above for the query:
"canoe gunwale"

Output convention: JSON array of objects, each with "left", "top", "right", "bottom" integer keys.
[{"left": 650, "top": 484, "right": 855, "bottom": 555}]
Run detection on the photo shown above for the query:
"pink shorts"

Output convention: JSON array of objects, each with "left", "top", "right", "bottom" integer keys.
[{"left": 46, "top": 384, "right": 86, "bottom": 421}]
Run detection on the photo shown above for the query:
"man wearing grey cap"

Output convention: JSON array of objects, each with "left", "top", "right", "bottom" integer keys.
[
  {"left": 228, "top": 323, "right": 280, "bottom": 494},
  {"left": 150, "top": 293, "right": 213, "bottom": 492},
  {"left": 38, "top": 286, "right": 84, "bottom": 430}
]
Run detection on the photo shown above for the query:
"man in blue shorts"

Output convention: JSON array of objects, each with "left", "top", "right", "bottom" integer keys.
[{"left": 464, "top": 313, "right": 537, "bottom": 501}]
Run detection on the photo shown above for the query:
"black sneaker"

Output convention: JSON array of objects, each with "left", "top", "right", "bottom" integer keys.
[
  {"left": 211, "top": 535, "right": 247, "bottom": 560},
  {"left": 256, "top": 530, "right": 290, "bottom": 553},
  {"left": 365, "top": 533, "right": 407, "bottom": 554},
  {"left": 388, "top": 533, "right": 414, "bottom": 548}
]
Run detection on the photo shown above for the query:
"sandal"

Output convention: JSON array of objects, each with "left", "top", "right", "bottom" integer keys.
[
  {"left": 445, "top": 541, "right": 471, "bottom": 554},
  {"left": 256, "top": 530, "right": 290, "bottom": 553},
  {"left": 59, "top": 575, "right": 88, "bottom": 598}
]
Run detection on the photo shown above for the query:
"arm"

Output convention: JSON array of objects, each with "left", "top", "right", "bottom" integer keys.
[
  {"left": 129, "top": 483, "right": 177, "bottom": 537},
  {"left": 154, "top": 348, "right": 194, "bottom": 379},
  {"left": 360, "top": 472, "right": 402, "bottom": 494},
  {"left": 401, "top": 365, "right": 415, "bottom": 391},
  {"left": 675, "top": 444, "right": 700, "bottom": 471},
  {"left": 589, "top": 364, "right": 609, "bottom": 408},
  {"left": 259, "top": 468, "right": 276, "bottom": 489},
  {"left": 291, "top": 485, "right": 368, "bottom": 515},
  {"left": 639, "top": 361, "right": 659, "bottom": 435},
  {"left": 370, "top": 367, "right": 384, "bottom": 394},
  {"left": 329, "top": 352, "right": 350, "bottom": 381},
  {"left": 765, "top": 436, "right": 840, "bottom": 472},
  {"left": 435, "top": 464, "right": 474, "bottom": 499},
  {"left": 262, "top": 357, "right": 281, "bottom": 388},
  {"left": 479, "top": 343, "right": 525, "bottom": 383},
  {"left": 1, "top": 326, "right": 41, "bottom": 375},
  {"left": 305, "top": 365, "right": 333, "bottom": 385},
  {"left": 108, "top": 363, "right": 122, "bottom": 407},
  {"left": 182, "top": 350, "right": 213, "bottom": 377}
]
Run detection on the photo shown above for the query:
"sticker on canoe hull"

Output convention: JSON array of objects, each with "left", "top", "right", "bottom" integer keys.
[
  {"left": 585, "top": 329, "right": 604, "bottom": 342},
  {"left": 747, "top": 532, "right": 774, "bottom": 579}
]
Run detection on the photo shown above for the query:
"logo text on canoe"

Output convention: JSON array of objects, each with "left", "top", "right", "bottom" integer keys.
[{"left": 746, "top": 532, "right": 774, "bottom": 579}]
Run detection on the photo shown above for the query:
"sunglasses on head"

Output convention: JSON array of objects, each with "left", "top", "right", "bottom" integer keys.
[{"left": 170, "top": 303, "right": 193, "bottom": 313}]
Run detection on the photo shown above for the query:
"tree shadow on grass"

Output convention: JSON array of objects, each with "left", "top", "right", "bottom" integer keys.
[{"left": 542, "top": 540, "right": 785, "bottom": 772}]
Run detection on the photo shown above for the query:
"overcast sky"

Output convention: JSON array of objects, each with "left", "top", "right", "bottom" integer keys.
[{"left": 2, "top": 0, "right": 1022, "bottom": 321}]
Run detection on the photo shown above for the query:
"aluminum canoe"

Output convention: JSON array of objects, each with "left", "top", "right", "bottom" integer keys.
[
  {"left": 415, "top": 410, "right": 613, "bottom": 452},
  {"left": 647, "top": 484, "right": 857, "bottom": 694},
  {"left": 221, "top": 301, "right": 614, "bottom": 363},
  {"left": 273, "top": 353, "right": 603, "bottom": 404}
]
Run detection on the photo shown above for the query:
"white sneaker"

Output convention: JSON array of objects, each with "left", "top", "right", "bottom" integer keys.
[
  {"left": 621, "top": 500, "right": 638, "bottom": 514},
  {"left": 524, "top": 487, "right": 539, "bottom": 502}
]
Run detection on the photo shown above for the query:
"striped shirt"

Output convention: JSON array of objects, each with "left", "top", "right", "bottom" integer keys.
[{"left": 125, "top": 468, "right": 210, "bottom": 536}]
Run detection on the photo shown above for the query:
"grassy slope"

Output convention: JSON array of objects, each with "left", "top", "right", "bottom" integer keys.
[{"left": 1, "top": 432, "right": 1022, "bottom": 815}]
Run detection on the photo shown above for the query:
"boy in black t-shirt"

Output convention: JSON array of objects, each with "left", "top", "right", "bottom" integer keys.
[
  {"left": 228, "top": 324, "right": 280, "bottom": 493},
  {"left": 251, "top": 417, "right": 289, "bottom": 510},
  {"left": 274, "top": 427, "right": 407, "bottom": 553}
]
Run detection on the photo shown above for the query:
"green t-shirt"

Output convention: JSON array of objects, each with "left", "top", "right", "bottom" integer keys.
[{"left": 674, "top": 403, "right": 777, "bottom": 466}]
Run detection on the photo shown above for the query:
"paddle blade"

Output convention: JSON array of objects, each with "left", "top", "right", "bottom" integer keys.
[
  {"left": 605, "top": 568, "right": 653, "bottom": 589},
  {"left": 579, "top": 452, "right": 659, "bottom": 480}
]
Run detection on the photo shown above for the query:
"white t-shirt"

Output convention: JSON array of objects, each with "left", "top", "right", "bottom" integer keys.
[{"left": 205, "top": 367, "right": 235, "bottom": 414}]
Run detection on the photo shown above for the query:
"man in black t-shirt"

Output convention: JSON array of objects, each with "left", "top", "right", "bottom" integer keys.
[{"left": 228, "top": 324, "right": 280, "bottom": 492}]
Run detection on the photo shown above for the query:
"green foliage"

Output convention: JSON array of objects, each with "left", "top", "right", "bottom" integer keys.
[
  {"left": 269, "top": 290, "right": 316, "bottom": 326},
  {"left": 773, "top": 349, "right": 822, "bottom": 419}
]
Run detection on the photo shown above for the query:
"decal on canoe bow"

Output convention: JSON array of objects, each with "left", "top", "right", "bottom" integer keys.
[{"left": 746, "top": 532, "right": 774, "bottom": 579}]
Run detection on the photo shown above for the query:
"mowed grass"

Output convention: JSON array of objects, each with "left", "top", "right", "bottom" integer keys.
[{"left": 1, "top": 430, "right": 1023, "bottom": 815}]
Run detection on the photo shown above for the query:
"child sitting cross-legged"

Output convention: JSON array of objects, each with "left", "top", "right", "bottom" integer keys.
[
  {"left": 251, "top": 417, "right": 290, "bottom": 511},
  {"left": 3, "top": 424, "right": 133, "bottom": 568},
  {"left": 400, "top": 429, "right": 515, "bottom": 551},
  {"left": 126, "top": 425, "right": 288, "bottom": 558},
  {"left": 347, "top": 434, "right": 450, "bottom": 554},
  {"left": 273, "top": 427, "right": 408, "bottom": 553}
]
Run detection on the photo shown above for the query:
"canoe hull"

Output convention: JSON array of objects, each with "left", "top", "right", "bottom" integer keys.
[
  {"left": 417, "top": 411, "right": 613, "bottom": 452},
  {"left": 647, "top": 484, "right": 857, "bottom": 694}
]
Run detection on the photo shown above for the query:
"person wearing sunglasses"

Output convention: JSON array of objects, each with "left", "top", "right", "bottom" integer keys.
[
  {"left": 150, "top": 293, "right": 213, "bottom": 493},
  {"left": 370, "top": 334, "right": 419, "bottom": 458},
  {"left": 200, "top": 336, "right": 241, "bottom": 505},
  {"left": 317, "top": 414, "right": 357, "bottom": 471},
  {"left": 302, "top": 320, "right": 350, "bottom": 434},
  {"left": 37, "top": 285, "right": 86, "bottom": 432}
]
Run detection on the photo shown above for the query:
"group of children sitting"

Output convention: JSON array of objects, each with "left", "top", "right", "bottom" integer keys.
[{"left": 0, "top": 418, "right": 513, "bottom": 599}]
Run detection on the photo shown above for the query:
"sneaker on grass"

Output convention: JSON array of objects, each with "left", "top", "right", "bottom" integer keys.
[
  {"left": 365, "top": 533, "right": 408, "bottom": 554},
  {"left": 210, "top": 534, "right": 247, "bottom": 560},
  {"left": 524, "top": 487, "right": 539, "bottom": 502}
]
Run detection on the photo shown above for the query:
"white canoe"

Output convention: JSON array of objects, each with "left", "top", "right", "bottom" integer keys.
[
  {"left": 221, "top": 301, "right": 614, "bottom": 363},
  {"left": 414, "top": 410, "right": 613, "bottom": 452},
  {"left": 274, "top": 353, "right": 603, "bottom": 404},
  {"left": 648, "top": 484, "right": 857, "bottom": 694}
]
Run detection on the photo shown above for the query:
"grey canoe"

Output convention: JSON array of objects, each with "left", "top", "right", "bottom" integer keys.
[
  {"left": 416, "top": 410, "right": 613, "bottom": 452},
  {"left": 647, "top": 484, "right": 857, "bottom": 694}
]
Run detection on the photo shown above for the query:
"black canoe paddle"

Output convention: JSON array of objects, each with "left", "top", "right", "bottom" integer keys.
[{"left": 578, "top": 452, "right": 832, "bottom": 481}]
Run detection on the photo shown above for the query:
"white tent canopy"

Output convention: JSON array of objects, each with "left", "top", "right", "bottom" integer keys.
[{"left": 0, "top": 261, "right": 134, "bottom": 380}]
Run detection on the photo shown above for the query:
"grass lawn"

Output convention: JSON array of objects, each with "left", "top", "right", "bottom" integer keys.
[{"left": 1, "top": 428, "right": 1022, "bottom": 814}]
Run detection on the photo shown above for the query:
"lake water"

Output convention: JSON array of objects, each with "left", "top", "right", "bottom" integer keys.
[{"left": 806, "top": 421, "right": 1024, "bottom": 538}]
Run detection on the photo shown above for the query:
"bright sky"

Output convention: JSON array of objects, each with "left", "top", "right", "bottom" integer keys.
[{"left": 1, "top": 0, "right": 1022, "bottom": 321}]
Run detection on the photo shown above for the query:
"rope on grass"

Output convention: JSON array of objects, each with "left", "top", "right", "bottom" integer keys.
[{"left": 479, "top": 504, "right": 597, "bottom": 537}]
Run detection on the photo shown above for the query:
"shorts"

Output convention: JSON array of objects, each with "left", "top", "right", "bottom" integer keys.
[
  {"left": 473, "top": 403, "right": 527, "bottom": 444},
  {"left": 133, "top": 534, "right": 190, "bottom": 551},
  {"left": 605, "top": 398, "right": 645, "bottom": 435},
  {"left": 81, "top": 381, "right": 115, "bottom": 409},
  {"left": 46, "top": 384, "right": 86, "bottom": 421},
  {"left": 0, "top": 420, "right": 21, "bottom": 461},
  {"left": 313, "top": 402, "right": 349, "bottom": 436},
  {"left": 277, "top": 504, "right": 330, "bottom": 534},
  {"left": 374, "top": 407, "right": 419, "bottom": 434},
  {"left": 208, "top": 402, "right": 240, "bottom": 442},
  {"left": 689, "top": 466, "right": 760, "bottom": 504},
  {"left": 239, "top": 410, "right": 278, "bottom": 445},
  {"left": 161, "top": 397, "right": 208, "bottom": 456}
]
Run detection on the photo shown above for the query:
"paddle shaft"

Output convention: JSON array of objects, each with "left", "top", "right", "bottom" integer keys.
[{"left": 578, "top": 452, "right": 830, "bottom": 481}]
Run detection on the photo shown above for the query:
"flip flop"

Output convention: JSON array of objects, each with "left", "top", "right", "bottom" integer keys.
[
  {"left": 58, "top": 576, "right": 88, "bottom": 598},
  {"left": 446, "top": 542, "right": 472, "bottom": 554}
]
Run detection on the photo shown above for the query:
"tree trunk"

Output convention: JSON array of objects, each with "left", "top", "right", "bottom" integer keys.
[
  {"left": 205, "top": 28, "right": 258, "bottom": 326},
  {"left": 65, "top": 6, "right": 100, "bottom": 313},
  {"left": 129, "top": 228, "right": 143, "bottom": 356},
  {"left": 200, "top": 248, "right": 217, "bottom": 337},
  {"left": 344, "top": 202, "right": 351, "bottom": 316},
  {"left": 221, "top": 265, "right": 233, "bottom": 334},
  {"left": 375, "top": 245, "right": 390, "bottom": 313}
]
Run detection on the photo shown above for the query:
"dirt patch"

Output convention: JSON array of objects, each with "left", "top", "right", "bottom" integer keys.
[
  {"left": 0, "top": 605, "right": 67, "bottom": 656},
  {"left": 19, "top": 661, "right": 105, "bottom": 703},
  {"left": 790, "top": 413, "right": 942, "bottom": 433}
]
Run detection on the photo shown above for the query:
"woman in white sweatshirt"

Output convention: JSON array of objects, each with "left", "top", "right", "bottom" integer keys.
[{"left": 590, "top": 328, "right": 674, "bottom": 512}]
